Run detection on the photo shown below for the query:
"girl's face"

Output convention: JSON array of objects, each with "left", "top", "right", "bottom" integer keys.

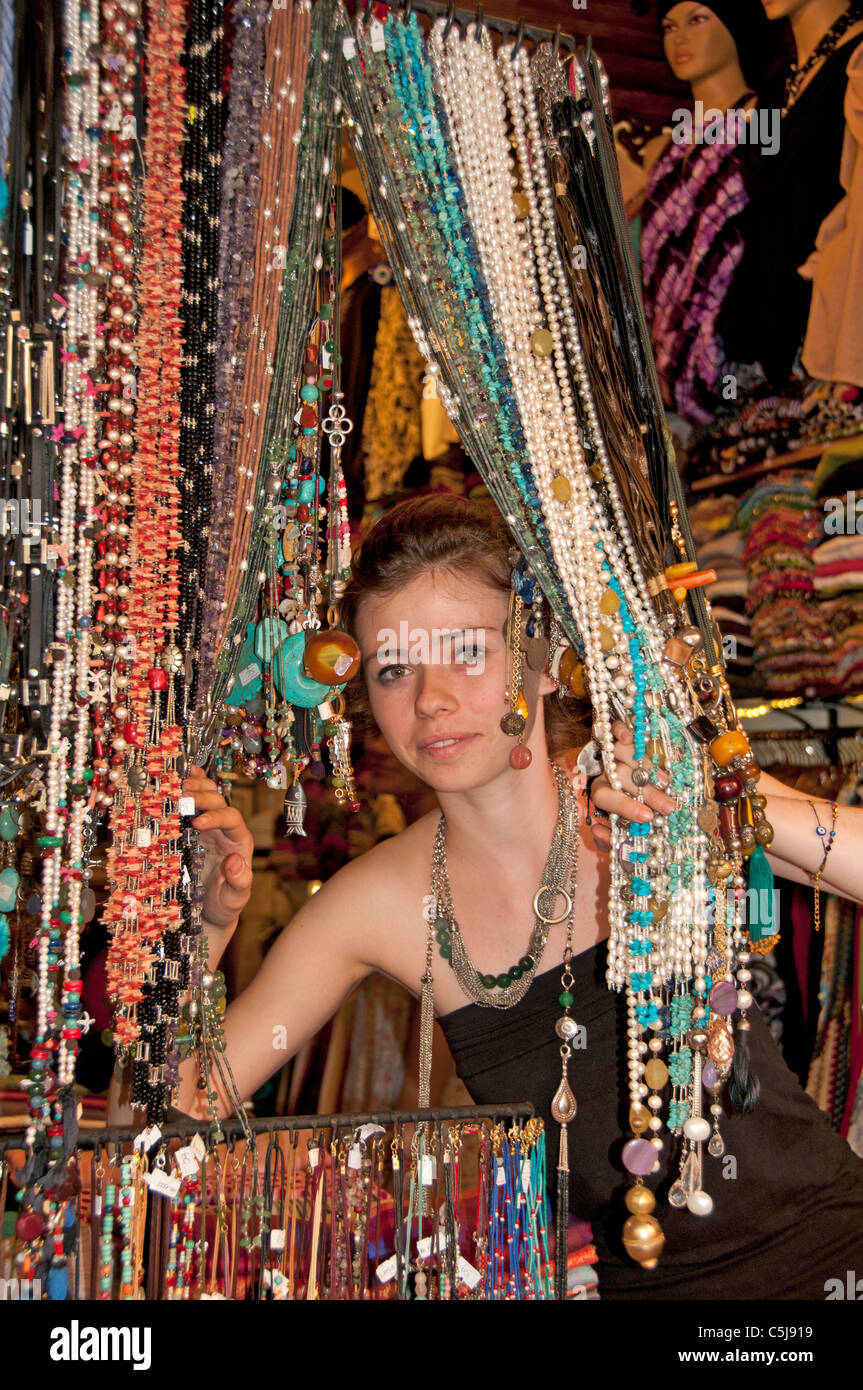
[
  {"left": 661, "top": 3, "right": 739, "bottom": 84},
  {"left": 354, "top": 568, "right": 556, "bottom": 791}
]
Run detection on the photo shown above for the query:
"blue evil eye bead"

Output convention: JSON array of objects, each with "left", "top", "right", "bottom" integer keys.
[
  {"left": 272, "top": 631, "right": 334, "bottom": 708},
  {"left": 225, "top": 624, "right": 262, "bottom": 706}
]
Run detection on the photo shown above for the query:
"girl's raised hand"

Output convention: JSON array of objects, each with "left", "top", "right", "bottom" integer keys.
[
  {"left": 588, "top": 721, "right": 679, "bottom": 852},
  {"left": 182, "top": 765, "right": 254, "bottom": 928}
]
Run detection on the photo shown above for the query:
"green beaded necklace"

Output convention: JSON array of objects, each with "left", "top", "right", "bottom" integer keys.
[{"left": 429, "top": 762, "right": 579, "bottom": 1010}]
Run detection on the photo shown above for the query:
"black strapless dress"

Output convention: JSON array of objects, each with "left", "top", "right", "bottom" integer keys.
[{"left": 438, "top": 939, "right": 863, "bottom": 1300}]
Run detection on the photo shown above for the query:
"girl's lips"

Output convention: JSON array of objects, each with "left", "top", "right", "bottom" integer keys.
[{"left": 418, "top": 734, "right": 477, "bottom": 760}]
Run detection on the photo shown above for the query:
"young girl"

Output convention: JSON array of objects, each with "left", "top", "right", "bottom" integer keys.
[{"left": 147, "top": 494, "right": 863, "bottom": 1300}]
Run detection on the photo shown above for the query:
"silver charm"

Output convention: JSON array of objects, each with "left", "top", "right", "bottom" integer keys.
[{"left": 283, "top": 779, "right": 308, "bottom": 837}]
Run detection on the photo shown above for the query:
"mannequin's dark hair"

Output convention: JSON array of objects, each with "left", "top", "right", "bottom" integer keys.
[{"left": 339, "top": 493, "right": 591, "bottom": 755}]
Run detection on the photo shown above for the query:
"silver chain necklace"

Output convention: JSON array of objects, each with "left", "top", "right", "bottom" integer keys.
[{"left": 429, "top": 762, "right": 579, "bottom": 1009}]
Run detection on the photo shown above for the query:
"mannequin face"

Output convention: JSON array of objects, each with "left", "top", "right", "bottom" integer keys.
[{"left": 662, "top": 2, "right": 740, "bottom": 84}]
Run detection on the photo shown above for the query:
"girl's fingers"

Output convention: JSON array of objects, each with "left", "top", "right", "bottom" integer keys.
[
  {"left": 590, "top": 820, "right": 612, "bottom": 851},
  {"left": 218, "top": 854, "right": 254, "bottom": 911}
]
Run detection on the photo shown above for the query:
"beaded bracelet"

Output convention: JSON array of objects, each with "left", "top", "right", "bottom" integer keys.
[{"left": 809, "top": 801, "right": 838, "bottom": 933}]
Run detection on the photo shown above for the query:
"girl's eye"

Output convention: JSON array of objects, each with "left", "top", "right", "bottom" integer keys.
[{"left": 378, "top": 663, "right": 411, "bottom": 683}]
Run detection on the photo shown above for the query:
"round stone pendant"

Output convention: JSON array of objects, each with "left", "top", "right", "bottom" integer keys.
[{"left": 500, "top": 711, "right": 526, "bottom": 737}]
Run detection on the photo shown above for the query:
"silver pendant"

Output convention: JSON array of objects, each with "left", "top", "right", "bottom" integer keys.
[{"left": 283, "top": 780, "right": 308, "bottom": 837}]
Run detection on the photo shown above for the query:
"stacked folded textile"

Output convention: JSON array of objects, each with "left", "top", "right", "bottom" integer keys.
[
  {"left": 812, "top": 533, "right": 863, "bottom": 691},
  {"left": 738, "top": 473, "right": 833, "bottom": 695},
  {"left": 689, "top": 495, "right": 755, "bottom": 688}
]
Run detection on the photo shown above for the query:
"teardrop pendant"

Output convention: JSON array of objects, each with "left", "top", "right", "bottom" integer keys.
[{"left": 551, "top": 1075, "right": 577, "bottom": 1125}]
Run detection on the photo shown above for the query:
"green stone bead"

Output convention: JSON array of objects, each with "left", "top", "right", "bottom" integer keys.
[
  {"left": 495, "top": 973, "right": 510, "bottom": 990},
  {"left": 440, "top": 946, "right": 451, "bottom": 960},
  {"left": 558, "top": 990, "right": 574, "bottom": 1007},
  {"left": 480, "top": 973, "right": 497, "bottom": 990}
]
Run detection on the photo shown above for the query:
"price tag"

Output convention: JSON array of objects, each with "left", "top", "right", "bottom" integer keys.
[
  {"left": 135, "top": 827, "right": 152, "bottom": 849},
  {"left": 375, "top": 1254, "right": 397, "bottom": 1284},
  {"left": 93, "top": 1195, "right": 102, "bottom": 1217},
  {"left": 342, "top": 35, "right": 357, "bottom": 59},
  {"left": 133, "top": 1124, "right": 161, "bottom": 1153},
  {"left": 347, "top": 1144, "right": 363, "bottom": 1171},
  {"left": 521, "top": 1159, "right": 532, "bottom": 1196},
  {"left": 308, "top": 1147, "right": 320, "bottom": 1169},
  {"left": 495, "top": 1163, "right": 506, "bottom": 1187},
  {"left": 238, "top": 661, "right": 260, "bottom": 687},
  {"left": 416, "top": 1232, "right": 448, "bottom": 1259},
  {"left": 421, "top": 1155, "right": 436, "bottom": 1186},
  {"left": 177, "top": 797, "right": 196, "bottom": 818},
  {"left": 370, "top": 18, "right": 386, "bottom": 50},
  {"left": 457, "top": 1256, "right": 481, "bottom": 1291},
  {"left": 269, "top": 1228, "right": 286, "bottom": 1251},
  {"left": 190, "top": 1133, "right": 206, "bottom": 1162},
  {"left": 146, "top": 1168, "right": 181, "bottom": 1200},
  {"left": 175, "top": 1145, "right": 199, "bottom": 1179}
]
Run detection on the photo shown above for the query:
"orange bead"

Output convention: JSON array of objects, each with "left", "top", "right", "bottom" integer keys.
[
  {"left": 710, "top": 729, "right": 751, "bottom": 766},
  {"left": 304, "top": 629, "right": 361, "bottom": 684}
]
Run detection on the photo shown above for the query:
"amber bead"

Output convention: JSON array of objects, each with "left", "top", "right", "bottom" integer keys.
[
  {"left": 713, "top": 773, "right": 742, "bottom": 803},
  {"left": 710, "top": 729, "right": 750, "bottom": 766},
  {"left": 509, "top": 745, "right": 532, "bottom": 769},
  {"left": 304, "top": 629, "right": 361, "bottom": 684}
]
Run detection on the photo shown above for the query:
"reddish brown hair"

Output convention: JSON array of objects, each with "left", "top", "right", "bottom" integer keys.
[{"left": 339, "top": 494, "right": 590, "bottom": 755}]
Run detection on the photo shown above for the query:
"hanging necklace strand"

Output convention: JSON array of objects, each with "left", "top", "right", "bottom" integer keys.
[{"left": 430, "top": 762, "right": 579, "bottom": 1010}]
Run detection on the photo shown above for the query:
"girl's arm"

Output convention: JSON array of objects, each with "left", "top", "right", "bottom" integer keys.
[
  {"left": 588, "top": 723, "right": 863, "bottom": 907},
  {"left": 109, "top": 766, "right": 373, "bottom": 1122}
]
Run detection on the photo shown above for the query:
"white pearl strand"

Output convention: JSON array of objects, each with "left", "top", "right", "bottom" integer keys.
[
  {"left": 59, "top": 0, "right": 102, "bottom": 1087},
  {"left": 36, "top": 0, "right": 93, "bottom": 1051},
  {"left": 434, "top": 29, "right": 624, "bottom": 796}
]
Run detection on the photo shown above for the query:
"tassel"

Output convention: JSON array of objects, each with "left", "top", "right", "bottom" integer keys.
[
  {"left": 746, "top": 845, "right": 779, "bottom": 952},
  {"left": 47, "top": 1259, "right": 69, "bottom": 1301},
  {"left": 729, "top": 1027, "right": 761, "bottom": 1115},
  {"left": 555, "top": 1126, "right": 569, "bottom": 1301}
]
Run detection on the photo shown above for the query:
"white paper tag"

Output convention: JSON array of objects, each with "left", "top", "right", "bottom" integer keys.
[
  {"left": 177, "top": 797, "right": 196, "bottom": 818},
  {"left": 175, "top": 1145, "right": 199, "bottom": 1178},
  {"left": 392, "top": 1155, "right": 400, "bottom": 1171},
  {"left": 347, "top": 1144, "right": 362, "bottom": 1171},
  {"left": 308, "top": 1147, "right": 320, "bottom": 1169},
  {"left": 190, "top": 1133, "right": 206, "bottom": 1162},
  {"left": 416, "top": 1232, "right": 448, "bottom": 1259},
  {"left": 146, "top": 1168, "right": 181, "bottom": 1200},
  {"left": 521, "top": 1158, "right": 532, "bottom": 1196},
  {"left": 134, "top": 1124, "right": 161, "bottom": 1153},
  {"left": 375, "top": 1254, "right": 397, "bottom": 1284},
  {"left": 238, "top": 661, "right": 260, "bottom": 687},
  {"left": 135, "top": 827, "right": 152, "bottom": 849},
  {"left": 342, "top": 35, "right": 357, "bottom": 58},
  {"left": 421, "top": 1155, "right": 436, "bottom": 1186},
  {"left": 356, "top": 1123, "right": 385, "bottom": 1143},
  {"left": 93, "top": 1195, "right": 102, "bottom": 1218},
  {"left": 370, "top": 18, "right": 385, "bottom": 50},
  {"left": 269, "top": 1227, "right": 286, "bottom": 1251},
  {"left": 495, "top": 1163, "right": 506, "bottom": 1187},
  {"left": 457, "top": 1256, "right": 481, "bottom": 1291}
]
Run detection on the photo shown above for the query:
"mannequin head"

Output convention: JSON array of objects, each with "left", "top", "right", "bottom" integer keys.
[
  {"left": 659, "top": 0, "right": 772, "bottom": 93},
  {"left": 661, "top": 3, "right": 741, "bottom": 85}
]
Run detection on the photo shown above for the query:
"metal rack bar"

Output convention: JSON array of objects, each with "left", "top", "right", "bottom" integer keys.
[
  {"left": 0, "top": 1102, "right": 537, "bottom": 1154},
  {"left": 360, "top": 0, "right": 577, "bottom": 53}
]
